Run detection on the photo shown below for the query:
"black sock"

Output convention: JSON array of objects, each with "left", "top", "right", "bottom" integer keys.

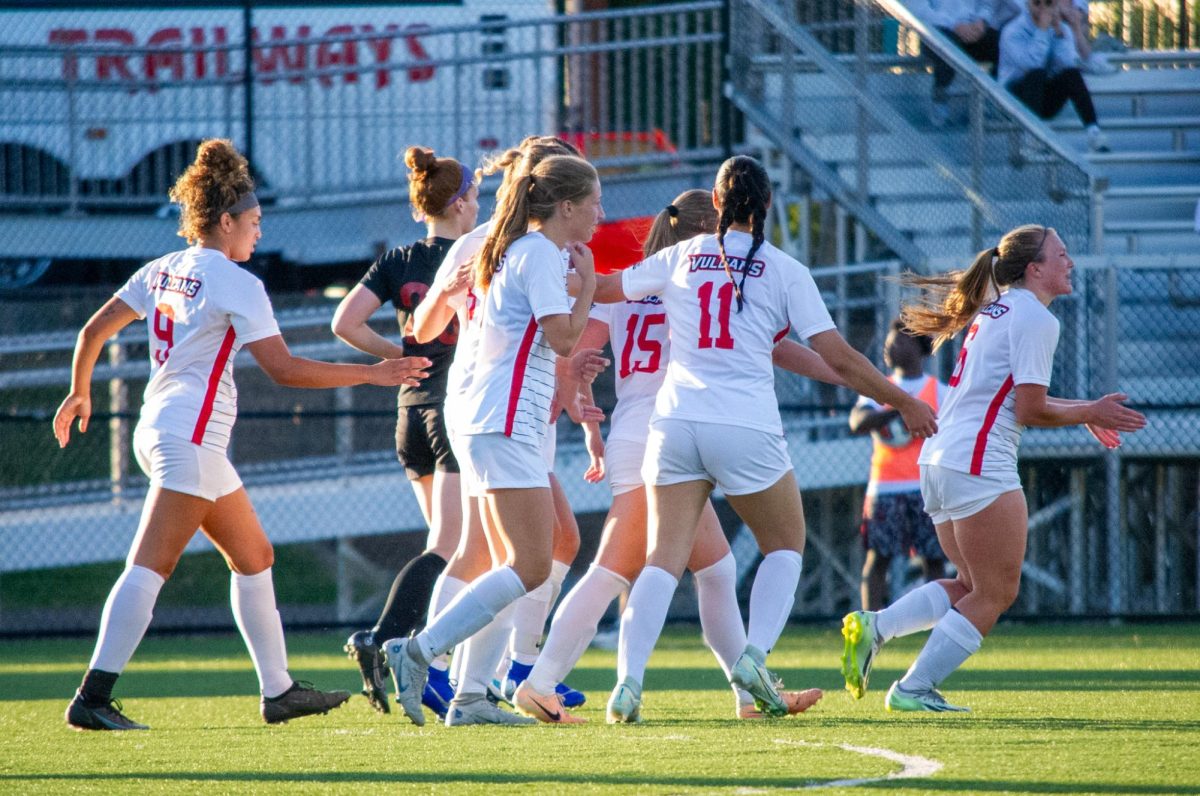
[
  {"left": 371, "top": 551, "right": 447, "bottom": 643},
  {"left": 79, "top": 669, "right": 119, "bottom": 706}
]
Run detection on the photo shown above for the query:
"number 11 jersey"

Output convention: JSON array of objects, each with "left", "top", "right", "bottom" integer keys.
[{"left": 620, "top": 230, "right": 835, "bottom": 435}]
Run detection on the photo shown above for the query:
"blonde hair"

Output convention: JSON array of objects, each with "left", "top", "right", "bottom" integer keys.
[
  {"left": 405, "top": 145, "right": 472, "bottom": 220},
  {"left": 642, "top": 189, "right": 717, "bottom": 257},
  {"left": 900, "top": 224, "right": 1052, "bottom": 349},
  {"left": 475, "top": 155, "right": 598, "bottom": 291},
  {"left": 168, "top": 139, "right": 255, "bottom": 244},
  {"left": 480, "top": 135, "right": 581, "bottom": 208}
]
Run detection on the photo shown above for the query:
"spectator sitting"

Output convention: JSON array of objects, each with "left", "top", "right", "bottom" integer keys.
[
  {"left": 1067, "top": 0, "right": 1119, "bottom": 75},
  {"left": 1000, "top": 0, "right": 1110, "bottom": 151},
  {"left": 905, "top": 0, "right": 1021, "bottom": 127}
]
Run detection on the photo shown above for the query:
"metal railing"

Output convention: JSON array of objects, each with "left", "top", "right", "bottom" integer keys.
[{"left": 0, "top": 1, "right": 727, "bottom": 211}]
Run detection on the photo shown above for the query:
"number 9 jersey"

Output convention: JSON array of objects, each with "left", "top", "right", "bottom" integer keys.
[
  {"left": 115, "top": 246, "right": 280, "bottom": 454},
  {"left": 620, "top": 230, "right": 835, "bottom": 435}
]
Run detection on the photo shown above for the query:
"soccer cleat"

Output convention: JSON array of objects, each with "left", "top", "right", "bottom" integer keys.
[
  {"left": 730, "top": 645, "right": 788, "bottom": 718},
  {"left": 737, "top": 688, "right": 824, "bottom": 719},
  {"left": 513, "top": 681, "right": 586, "bottom": 724},
  {"left": 486, "top": 678, "right": 510, "bottom": 706},
  {"left": 261, "top": 681, "right": 352, "bottom": 724},
  {"left": 555, "top": 681, "right": 587, "bottom": 708},
  {"left": 422, "top": 666, "right": 454, "bottom": 718},
  {"left": 65, "top": 690, "right": 148, "bottom": 731},
  {"left": 383, "top": 636, "right": 429, "bottom": 727},
  {"left": 502, "top": 660, "right": 586, "bottom": 708},
  {"left": 605, "top": 676, "right": 643, "bottom": 724},
  {"left": 885, "top": 681, "right": 970, "bottom": 713},
  {"left": 841, "top": 610, "right": 881, "bottom": 700},
  {"left": 344, "top": 630, "right": 389, "bottom": 714},
  {"left": 444, "top": 693, "right": 537, "bottom": 726}
]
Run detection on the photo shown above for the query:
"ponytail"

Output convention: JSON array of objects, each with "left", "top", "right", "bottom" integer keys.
[
  {"left": 642, "top": 189, "right": 716, "bottom": 257},
  {"left": 899, "top": 224, "right": 1053, "bottom": 349},
  {"left": 713, "top": 156, "right": 771, "bottom": 312}
]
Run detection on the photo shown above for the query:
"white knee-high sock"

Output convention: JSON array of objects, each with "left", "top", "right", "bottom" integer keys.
[
  {"left": 428, "top": 573, "right": 468, "bottom": 673},
  {"left": 455, "top": 601, "right": 518, "bottom": 697},
  {"left": 616, "top": 566, "right": 678, "bottom": 686},
  {"left": 546, "top": 559, "right": 570, "bottom": 613},
  {"left": 747, "top": 550, "right": 802, "bottom": 654},
  {"left": 898, "top": 609, "right": 982, "bottom": 693},
  {"left": 89, "top": 565, "right": 165, "bottom": 673},
  {"left": 230, "top": 568, "right": 292, "bottom": 698},
  {"left": 414, "top": 566, "right": 525, "bottom": 664},
  {"left": 876, "top": 581, "right": 953, "bottom": 643},
  {"left": 528, "top": 565, "right": 628, "bottom": 693},
  {"left": 508, "top": 576, "right": 553, "bottom": 666},
  {"left": 693, "top": 553, "right": 745, "bottom": 678}
]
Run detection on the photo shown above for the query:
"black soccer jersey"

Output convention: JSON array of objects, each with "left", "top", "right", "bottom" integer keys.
[{"left": 360, "top": 236, "right": 458, "bottom": 407}]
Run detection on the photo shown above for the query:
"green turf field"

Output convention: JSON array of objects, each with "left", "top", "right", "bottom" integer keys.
[{"left": 2, "top": 623, "right": 1197, "bottom": 794}]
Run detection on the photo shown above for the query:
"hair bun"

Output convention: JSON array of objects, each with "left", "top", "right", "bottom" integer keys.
[{"left": 405, "top": 146, "right": 438, "bottom": 173}]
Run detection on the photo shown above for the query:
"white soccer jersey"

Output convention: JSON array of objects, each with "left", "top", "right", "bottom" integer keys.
[
  {"left": 919, "top": 287, "right": 1060, "bottom": 476},
  {"left": 437, "top": 222, "right": 490, "bottom": 429},
  {"left": 115, "top": 246, "right": 280, "bottom": 454},
  {"left": 460, "top": 231, "right": 570, "bottom": 447},
  {"left": 589, "top": 296, "right": 670, "bottom": 444},
  {"left": 620, "top": 230, "right": 836, "bottom": 435}
]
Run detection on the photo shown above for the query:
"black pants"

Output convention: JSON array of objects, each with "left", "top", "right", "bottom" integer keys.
[
  {"left": 923, "top": 26, "right": 1001, "bottom": 95},
  {"left": 1008, "top": 67, "right": 1098, "bottom": 126}
]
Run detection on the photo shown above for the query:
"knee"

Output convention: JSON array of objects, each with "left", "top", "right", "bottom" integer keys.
[
  {"left": 230, "top": 542, "right": 274, "bottom": 576},
  {"left": 978, "top": 574, "right": 1021, "bottom": 611},
  {"left": 513, "top": 556, "right": 552, "bottom": 591}
]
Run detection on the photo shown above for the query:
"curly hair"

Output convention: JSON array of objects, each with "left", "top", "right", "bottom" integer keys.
[{"left": 167, "top": 139, "right": 255, "bottom": 244}]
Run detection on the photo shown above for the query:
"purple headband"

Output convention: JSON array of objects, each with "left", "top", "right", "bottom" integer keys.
[{"left": 443, "top": 162, "right": 473, "bottom": 211}]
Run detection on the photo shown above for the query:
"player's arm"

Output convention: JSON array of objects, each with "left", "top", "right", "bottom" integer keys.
[
  {"left": 772, "top": 337, "right": 847, "bottom": 387},
  {"left": 246, "top": 335, "right": 429, "bottom": 389},
  {"left": 848, "top": 405, "right": 900, "bottom": 435},
  {"left": 331, "top": 284, "right": 405, "bottom": 359},
  {"left": 54, "top": 296, "right": 140, "bottom": 447},
  {"left": 413, "top": 255, "right": 472, "bottom": 343},
  {"left": 1014, "top": 385, "right": 1146, "bottom": 431}
]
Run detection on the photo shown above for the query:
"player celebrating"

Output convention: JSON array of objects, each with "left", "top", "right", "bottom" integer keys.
[
  {"left": 591, "top": 156, "right": 938, "bottom": 722},
  {"left": 334, "top": 145, "right": 478, "bottom": 717},
  {"left": 388, "top": 154, "right": 601, "bottom": 727},
  {"left": 849, "top": 319, "right": 949, "bottom": 611},
  {"left": 55, "top": 139, "right": 430, "bottom": 731},
  {"left": 841, "top": 224, "right": 1145, "bottom": 711}
]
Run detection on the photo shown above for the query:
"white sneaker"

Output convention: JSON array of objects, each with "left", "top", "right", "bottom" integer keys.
[
  {"left": 1086, "top": 125, "right": 1111, "bottom": 153},
  {"left": 444, "top": 693, "right": 537, "bottom": 726},
  {"left": 1082, "top": 52, "right": 1118, "bottom": 76}
]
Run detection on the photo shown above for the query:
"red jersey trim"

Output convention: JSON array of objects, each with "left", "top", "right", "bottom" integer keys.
[
  {"left": 192, "top": 326, "right": 237, "bottom": 445},
  {"left": 504, "top": 317, "right": 540, "bottom": 437},
  {"left": 970, "top": 374, "right": 1014, "bottom": 476},
  {"left": 773, "top": 323, "right": 791, "bottom": 344}
]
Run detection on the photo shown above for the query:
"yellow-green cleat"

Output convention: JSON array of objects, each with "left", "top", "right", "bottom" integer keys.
[
  {"left": 841, "top": 610, "right": 881, "bottom": 700},
  {"left": 884, "top": 681, "right": 970, "bottom": 713}
]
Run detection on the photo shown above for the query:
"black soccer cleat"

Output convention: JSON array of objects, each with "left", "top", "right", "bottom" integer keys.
[
  {"left": 261, "top": 681, "right": 352, "bottom": 724},
  {"left": 65, "top": 690, "right": 149, "bottom": 731},
  {"left": 344, "top": 630, "right": 390, "bottom": 714}
]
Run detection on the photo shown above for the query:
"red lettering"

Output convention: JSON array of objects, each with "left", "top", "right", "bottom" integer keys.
[
  {"left": 95, "top": 29, "right": 136, "bottom": 82},
  {"left": 49, "top": 29, "right": 88, "bottom": 81},
  {"left": 252, "top": 25, "right": 311, "bottom": 85},
  {"left": 146, "top": 27, "right": 184, "bottom": 84},
  {"left": 316, "top": 24, "right": 357, "bottom": 88},
  {"left": 404, "top": 25, "right": 435, "bottom": 82},
  {"left": 361, "top": 24, "right": 400, "bottom": 89},
  {"left": 213, "top": 27, "right": 229, "bottom": 79}
]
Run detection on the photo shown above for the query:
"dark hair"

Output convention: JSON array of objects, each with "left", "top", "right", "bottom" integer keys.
[
  {"left": 642, "top": 189, "right": 717, "bottom": 257},
  {"left": 405, "top": 146, "right": 472, "bottom": 220},
  {"left": 889, "top": 317, "right": 934, "bottom": 356},
  {"left": 899, "top": 224, "right": 1052, "bottom": 349},
  {"left": 713, "top": 155, "right": 771, "bottom": 312},
  {"left": 168, "top": 139, "right": 255, "bottom": 244},
  {"left": 475, "top": 155, "right": 599, "bottom": 291}
]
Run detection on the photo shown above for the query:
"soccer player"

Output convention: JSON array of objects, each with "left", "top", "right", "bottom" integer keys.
[
  {"left": 54, "top": 139, "right": 430, "bottom": 731},
  {"left": 841, "top": 225, "right": 1145, "bottom": 711},
  {"left": 333, "top": 146, "right": 478, "bottom": 717},
  {"left": 591, "top": 156, "right": 938, "bottom": 722},
  {"left": 512, "top": 189, "right": 834, "bottom": 723},
  {"left": 849, "top": 319, "right": 949, "bottom": 611},
  {"left": 387, "top": 154, "right": 601, "bottom": 727}
]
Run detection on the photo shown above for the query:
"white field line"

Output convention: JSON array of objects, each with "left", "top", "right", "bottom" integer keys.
[{"left": 734, "top": 739, "right": 943, "bottom": 793}]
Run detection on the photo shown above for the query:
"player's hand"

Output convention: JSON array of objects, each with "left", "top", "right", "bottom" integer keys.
[
  {"left": 53, "top": 393, "right": 91, "bottom": 448},
  {"left": 1088, "top": 393, "right": 1146, "bottom": 433},
  {"left": 584, "top": 430, "right": 606, "bottom": 483},
  {"left": 564, "top": 391, "right": 605, "bottom": 425},
  {"left": 567, "top": 242, "right": 596, "bottom": 282},
  {"left": 367, "top": 356, "right": 431, "bottom": 387},
  {"left": 1085, "top": 423, "right": 1121, "bottom": 449},
  {"left": 570, "top": 348, "right": 610, "bottom": 385},
  {"left": 442, "top": 257, "right": 475, "bottom": 295},
  {"left": 899, "top": 396, "right": 938, "bottom": 439}
]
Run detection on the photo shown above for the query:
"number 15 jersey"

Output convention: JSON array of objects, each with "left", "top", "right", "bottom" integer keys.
[{"left": 620, "top": 230, "right": 835, "bottom": 436}]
